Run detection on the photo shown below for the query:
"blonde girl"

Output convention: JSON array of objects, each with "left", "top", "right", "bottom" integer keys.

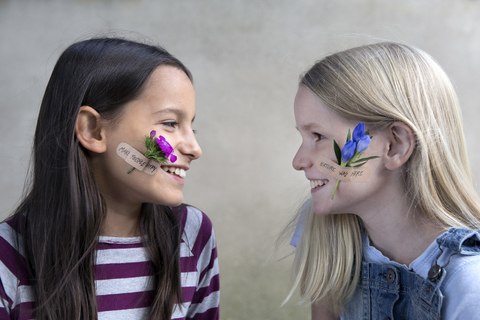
[{"left": 289, "top": 42, "right": 480, "bottom": 319}]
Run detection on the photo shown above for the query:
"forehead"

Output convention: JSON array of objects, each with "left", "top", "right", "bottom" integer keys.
[
  {"left": 143, "top": 65, "right": 194, "bottom": 100},
  {"left": 294, "top": 86, "right": 336, "bottom": 128},
  {"left": 108, "top": 66, "right": 196, "bottom": 130},
  {"left": 124, "top": 65, "right": 195, "bottom": 116}
]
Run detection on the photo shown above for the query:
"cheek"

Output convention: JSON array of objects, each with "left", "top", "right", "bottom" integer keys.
[
  {"left": 312, "top": 144, "right": 339, "bottom": 166},
  {"left": 150, "top": 170, "right": 185, "bottom": 206},
  {"left": 121, "top": 168, "right": 184, "bottom": 206}
]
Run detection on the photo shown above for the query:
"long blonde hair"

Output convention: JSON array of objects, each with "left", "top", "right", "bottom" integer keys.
[{"left": 289, "top": 42, "right": 480, "bottom": 315}]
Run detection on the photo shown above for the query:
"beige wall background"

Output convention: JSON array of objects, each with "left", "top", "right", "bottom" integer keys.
[{"left": 1, "top": 0, "right": 480, "bottom": 319}]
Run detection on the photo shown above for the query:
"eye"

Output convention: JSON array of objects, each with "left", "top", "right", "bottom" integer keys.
[
  {"left": 163, "top": 121, "right": 179, "bottom": 128},
  {"left": 313, "top": 132, "right": 325, "bottom": 141}
]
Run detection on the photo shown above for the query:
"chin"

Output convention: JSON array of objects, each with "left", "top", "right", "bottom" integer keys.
[
  {"left": 162, "top": 196, "right": 184, "bottom": 207},
  {"left": 169, "top": 199, "right": 184, "bottom": 207},
  {"left": 313, "top": 209, "right": 332, "bottom": 217},
  {"left": 312, "top": 202, "right": 331, "bottom": 216},
  {"left": 147, "top": 192, "right": 184, "bottom": 207}
]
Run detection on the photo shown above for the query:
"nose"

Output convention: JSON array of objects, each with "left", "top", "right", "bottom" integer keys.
[
  {"left": 292, "top": 143, "right": 312, "bottom": 171},
  {"left": 178, "top": 130, "right": 202, "bottom": 160}
]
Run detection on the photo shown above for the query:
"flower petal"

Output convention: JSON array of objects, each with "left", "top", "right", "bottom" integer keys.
[
  {"left": 156, "top": 136, "right": 174, "bottom": 156},
  {"left": 356, "top": 135, "right": 371, "bottom": 153},
  {"left": 149, "top": 130, "right": 156, "bottom": 138},
  {"left": 341, "top": 140, "right": 356, "bottom": 163},
  {"left": 352, "top": 122, "right": 365, "bottom": 142},
  {"left": 170, "top": 154, "right": 177, "bottom": 163}
]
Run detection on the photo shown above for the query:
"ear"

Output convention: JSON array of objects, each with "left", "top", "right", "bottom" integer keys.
[
  {"left": 384, "top": 121, "right": 416, "bottom": 171},
  {"left": 75, "top": 106, "right": 107, "bottom": 153}
]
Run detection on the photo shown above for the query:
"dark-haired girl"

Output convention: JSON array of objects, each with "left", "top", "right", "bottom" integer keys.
[{"left": 0, "top": 37, "right": 219, "bottom": 320}]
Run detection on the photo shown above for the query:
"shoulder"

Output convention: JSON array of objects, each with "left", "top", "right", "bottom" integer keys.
[
  {"left": 174, "top": 205, "right": 219, "bottom": 318},
  {"left": 0, "top": 216, "right": 32, "bottom": 314},
  {"left": 437, "top": 228, "right": 480, "bottom": 289},
  {"left": 438, "top": 228, "right": 480, "bottom": 319},
  {"left": 0, "top": 216, "right": 20, "bottom": 245},
  {"left": 0, "top": 216, "right": 25, "bottom": 264},
  {"left": 174, "top": 205, "right": 216, "bottom": 257},
  {"left": 440, "top": 255, "right": 480, "bottom": 319},
  {"left": 175, "top": 205, "right": 214, "bottom": 236}
]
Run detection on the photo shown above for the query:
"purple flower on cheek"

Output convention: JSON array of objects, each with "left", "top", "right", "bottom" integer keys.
[
  {"left": 126, "top": 132, "right": 177, "bottom": 174},
  {"left": 156, "top": 136, "right": 174, "bottom": 157}
]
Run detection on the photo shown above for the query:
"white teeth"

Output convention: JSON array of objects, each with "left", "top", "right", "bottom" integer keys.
[
  {"left": 162, "top": 166, "right": 186, "bottom": 178},
  {"left": 310, "top": 180, "right": 326, "bottom": 189},
  {"left": 179, "top": 169, "right": 186, "bottom": 178}
]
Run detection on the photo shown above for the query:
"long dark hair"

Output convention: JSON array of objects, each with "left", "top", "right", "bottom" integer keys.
[{"left": 12, "top": 37, "right": 192, "bottom": 320}]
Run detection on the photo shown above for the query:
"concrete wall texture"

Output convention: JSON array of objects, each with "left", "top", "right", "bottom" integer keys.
[{"left": 1, "top": 0, "right": 480, "bottom": 319}]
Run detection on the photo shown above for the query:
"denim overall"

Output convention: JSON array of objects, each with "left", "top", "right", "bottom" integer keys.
[{"left": 342, "top": 228, "right": 480, "bottom": 320}]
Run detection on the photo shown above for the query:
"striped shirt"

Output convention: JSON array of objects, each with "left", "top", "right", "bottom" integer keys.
[{"left": 0, "top": 205, "right": 219, "bottom": 319}]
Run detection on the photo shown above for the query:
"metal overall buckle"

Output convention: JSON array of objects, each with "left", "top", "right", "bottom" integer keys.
[{"left": 428, "top": 243, "right": 460, "bottom": 282}]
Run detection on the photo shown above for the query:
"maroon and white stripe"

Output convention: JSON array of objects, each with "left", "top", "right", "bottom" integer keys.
[{"left": 0, "top": 206, "right": 219, "bottom": 320}]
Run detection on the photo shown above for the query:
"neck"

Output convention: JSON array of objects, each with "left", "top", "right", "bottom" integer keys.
[
  {"left": 101, "top": 200, "right": 142, "bottom": 237},
  {"left": 359, "top": 191, "right": 445, "bottom": 266}
]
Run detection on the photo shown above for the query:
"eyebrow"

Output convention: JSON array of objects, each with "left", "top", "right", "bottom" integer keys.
[
  {"left": 297, "top": 122, "right": 320, "bottom": 131},
  {"left": 153, "top": 107, "right": 196, "bottom": 122}
]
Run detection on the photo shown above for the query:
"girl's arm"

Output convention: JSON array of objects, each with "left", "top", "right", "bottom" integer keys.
[
  {"left": 1, "top": 219, "right": 29, "bottom": 319},
  {"left": 312, "top": 302, "right": 340, "bottom": 320},
  {"left": 183, "top": 207, "right": 220, "bottom": 320}
]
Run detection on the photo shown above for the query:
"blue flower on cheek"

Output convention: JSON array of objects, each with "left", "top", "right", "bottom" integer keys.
[
  {"left": 331, "top": 122, "right": 379, "bottom": 200},
  {"left": 352, "top": 122, "right": 365, "bottom": 143},
  {"left": 355, "top": 135, "right": 371, "bottom": 154},
  {"left": 341, "top": 140, "right": 356, "bottom": 163}
]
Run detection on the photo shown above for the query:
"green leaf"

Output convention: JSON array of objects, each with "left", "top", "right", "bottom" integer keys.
[
  {"left": 350, "top": 156, "right": 380, "bottom": 163},
  {"left": 346, "top": 129, "right": 351, "bottom": 142},
  {"left": 333, "top": 140, "right": 341, "bottom": 164},
  {"left": 365, "top": 130, "right": 370, "bottom": 135},
  {"left": 151, "top": 155, "right": 167, "bottom": 163},
  {"left": 348, "top": 152, "right": 362, "bottom": 164},
  {"left": 144, "top": 136, "right": 153, "bottom": 149},
  {"left": 353, "top": 162, "right": 367, "bottom": 167}
]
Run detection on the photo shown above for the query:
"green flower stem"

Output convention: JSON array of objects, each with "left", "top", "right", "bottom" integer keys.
[
  {"left": 349, "top": 152, "right": 363, "bottom": 164},
  {"left": 127, "top": 167, "right": 135, "bottom": 174},
  {"left": 331, "top": 179, "right": 340, "bottom": 200},
  {"left": 331, "top": 161, "right": 347, "bottom": 200}
]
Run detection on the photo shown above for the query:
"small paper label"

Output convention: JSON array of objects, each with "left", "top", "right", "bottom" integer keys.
[
  {"left": 116, "top": 142, "right": 159, "bottom": 175},
  {"left": 316, "top": 156, "right": 371, "bottom": 182}
]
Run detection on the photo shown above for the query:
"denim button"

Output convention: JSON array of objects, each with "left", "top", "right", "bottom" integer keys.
[
  {"left": 386, "top": 269, "right": 395, "bottom": 284},
  {"left": 426, "top": 285, "right": 432, "bottom": 294}
]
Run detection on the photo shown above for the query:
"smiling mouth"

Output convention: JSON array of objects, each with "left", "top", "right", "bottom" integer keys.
[
  {"left": 161, "top": 166, "right": 186, "bottom": 178},
  {"left": 310, "top": 180, "right": 327, "bottom": 189}
]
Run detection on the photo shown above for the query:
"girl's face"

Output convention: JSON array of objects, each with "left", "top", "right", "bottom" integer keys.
[
  {"left": 93, "top": 66, "right": 201, "bottom": 210},
  {"left": 292, "top": 86, "right": 389, "bottom": 216}
]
